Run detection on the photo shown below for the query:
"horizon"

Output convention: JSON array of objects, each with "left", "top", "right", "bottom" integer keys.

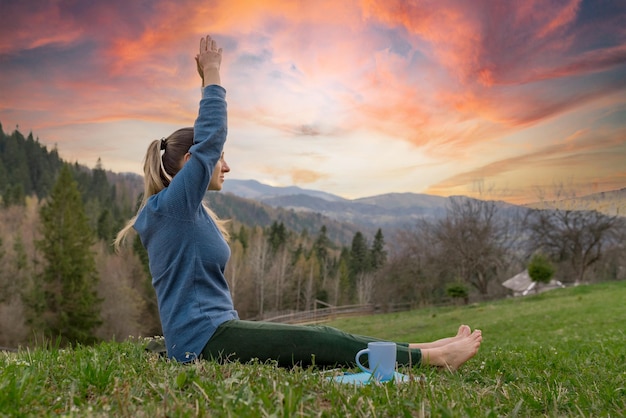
[
  {"left": 1, "top": 1, "right": 625, "bottom": 205},
  {"left": 2, "top": 121, "right": 625, "bottom": 206},
  {"left": 218, "top": 177, "right": 626, "bottom": 205}
]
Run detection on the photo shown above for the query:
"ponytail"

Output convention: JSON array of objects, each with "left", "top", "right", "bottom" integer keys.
[{"left": 114, "top": 128, "right": 230, "bottom": 251}]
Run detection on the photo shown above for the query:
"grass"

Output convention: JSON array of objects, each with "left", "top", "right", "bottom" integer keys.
[{"left": 2, "top": 281, "right": 625, "bottom": 417}]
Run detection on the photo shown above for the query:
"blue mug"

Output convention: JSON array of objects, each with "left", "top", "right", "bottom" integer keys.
[{"left": 355, "top": 341, "right": 397, "bottom": 381}]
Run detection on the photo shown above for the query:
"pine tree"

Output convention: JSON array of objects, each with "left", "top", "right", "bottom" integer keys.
[
  {"left": 313, "top": 225, "right": 330, "bottom": 262},
  {"left": 347, "top": 231, "right": 370, "bottom": 302},
  {"left": 349, "top": 231, "right": 370, "bottom": 276},
  {"left": 33, "top": 164, "right": 102, "bottom": 345},
  {"left": 267, "top": 221, "right": 287, "bottom": 254},
  {"left": 370, "top": 228, "right": 387, "bottom": 270},
  {"left": 313, "top": 225, "right": 332, "bottom": 289}
]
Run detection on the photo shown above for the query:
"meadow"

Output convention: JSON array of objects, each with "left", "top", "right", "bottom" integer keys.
[{"left": 1, "top": 281, "right": 624, "bottom": 417}]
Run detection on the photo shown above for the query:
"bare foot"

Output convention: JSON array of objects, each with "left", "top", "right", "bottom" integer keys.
[
  {"left": 457, "top": 324, "right": 471, "bottom": 338},
  {"left": 408, "top": 324, "right": 472, "bottom": 350},
  {"left": 420, "top": 330, "right": 482, "bottom": 371}
]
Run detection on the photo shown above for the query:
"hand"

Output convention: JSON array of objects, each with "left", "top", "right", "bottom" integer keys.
[{"left": 195, "top": 35, "right": 222, "bottom": 87}]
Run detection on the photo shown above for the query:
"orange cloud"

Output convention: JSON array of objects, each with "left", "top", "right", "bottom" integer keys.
[
  {"left": 1, "top": 0, "right": 625, "bottom": 202},
  {"left": 289, "top": 168, "right": 328, "bottom": 184},
  {"left": 426, "top": 126, "right": 626, "bottom": 202}
]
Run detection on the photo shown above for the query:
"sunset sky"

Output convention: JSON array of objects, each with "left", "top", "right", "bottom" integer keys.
[{"left": 1, "top": 0, "right": 625, "bottom": 204}]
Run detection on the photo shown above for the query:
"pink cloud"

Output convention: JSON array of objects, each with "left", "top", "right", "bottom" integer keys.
[
  {"left": 522, "top": 44, "right": 626, "bottom": 83},
  {"left": 360, "top": 0, "right": 624, "bottom": 88},
  {"left": 1, "top": 0, "right": 625, "bottom": 201},
  {"left": 0, "top": 3, "right": 81, "bottom": 54}
]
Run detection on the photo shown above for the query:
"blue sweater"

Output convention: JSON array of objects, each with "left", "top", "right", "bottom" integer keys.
[{"left": 134, "top": 85, "right": 239, "bottom": 362}]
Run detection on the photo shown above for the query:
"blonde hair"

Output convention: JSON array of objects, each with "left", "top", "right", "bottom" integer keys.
[{"left": 114, "top": 127, "right": 229, "bottom": 251}]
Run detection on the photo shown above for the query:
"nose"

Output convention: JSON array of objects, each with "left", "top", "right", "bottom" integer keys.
[{"left": 222, "top": 160, "right": 230, "bottom": 172}]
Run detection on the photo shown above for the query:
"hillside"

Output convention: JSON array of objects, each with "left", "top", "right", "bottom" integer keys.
[
  {"left": 208, "top": 192, "right": 364, "bottom": 245},
  {"left": 257, "top": 193, "right": 447, "bottom": 229}
]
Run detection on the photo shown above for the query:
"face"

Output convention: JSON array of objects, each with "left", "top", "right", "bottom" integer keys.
[
  {"left": 181, "top": 151, "right": 230, "bottom": 190},
  {"left": 208, "top": 152, "right": 230, "bottom": 191}
]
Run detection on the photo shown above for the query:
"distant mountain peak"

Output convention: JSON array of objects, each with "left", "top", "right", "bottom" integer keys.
[{"left": 222, "top": 179, "right": 347, "bottom": 202}]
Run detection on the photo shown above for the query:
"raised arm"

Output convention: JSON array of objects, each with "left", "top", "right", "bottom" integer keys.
[{"left": 154, "top": 35, "right": 227, "bottom": 218}]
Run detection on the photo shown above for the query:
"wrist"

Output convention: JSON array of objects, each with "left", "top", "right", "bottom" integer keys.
[{"left": 202, "top": 68, "right": 221, "bottom": 86}]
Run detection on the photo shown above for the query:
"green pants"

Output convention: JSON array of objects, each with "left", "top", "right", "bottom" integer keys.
[{"left": 202, "top": 319, "right": 422, "bottom": 368}]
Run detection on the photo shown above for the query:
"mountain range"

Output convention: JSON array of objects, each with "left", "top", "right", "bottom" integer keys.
[
  {"left": 221, "top": 179, "right": 451, "bottom": 231},
  {"left": 221, "top": 179, "right": 626, "bottom": 236}
]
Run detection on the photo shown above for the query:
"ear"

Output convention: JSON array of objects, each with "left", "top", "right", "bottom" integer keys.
[{"left": 183, "top": 152, "right": 192, "bottom": 163}]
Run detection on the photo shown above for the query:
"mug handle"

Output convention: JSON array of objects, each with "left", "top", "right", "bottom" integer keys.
[{"left": 355, "top": 348, "right": 371, "bottom": 373}]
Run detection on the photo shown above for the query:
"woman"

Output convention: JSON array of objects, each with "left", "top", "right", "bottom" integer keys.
[{"left": 115, "top": 34, "right": 482, "bottom": 369}]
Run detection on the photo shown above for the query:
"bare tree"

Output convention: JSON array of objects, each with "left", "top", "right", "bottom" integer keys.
[
  {"left": 248, "top": 227, "right": 270, "bottom": 316},
  {"left": 303, "top": 256, "right": 319, "bottom": 311},
  {"left": 268, "top": 245, "right": 290, "bottom": 312},
  {"left": 356, "top": 271, "right": 375, "bottom": 305},
  {"left": 225, "top": 240, "right": 245, "bottom": 307},
  {"left": 374, "top": 221, "right": 447, "bottom": 307},
  {"left": 527, "top": 208, "right": 624, "bottom": 283},
  {"left": 432, "top": 197, "right": 513, "bottom": 296},
  {"left": 95, "top": 243, "right": 148, "bottom": 340},
  {"left": 291, "top": 250, "right": 308, "bottom": 311}
]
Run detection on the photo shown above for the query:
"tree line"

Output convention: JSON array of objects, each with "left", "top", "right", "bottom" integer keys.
[{"left": 0, "top": 124, "right": 625, "bottom": 348}]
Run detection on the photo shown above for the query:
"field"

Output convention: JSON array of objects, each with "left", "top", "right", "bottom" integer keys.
[{"left": 1, "top": 281, "right": 625, "bottom": 417}]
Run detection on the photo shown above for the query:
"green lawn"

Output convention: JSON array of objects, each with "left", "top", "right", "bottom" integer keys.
[{"left": 2, "top": 281, "right": 625, "bottom": 417}]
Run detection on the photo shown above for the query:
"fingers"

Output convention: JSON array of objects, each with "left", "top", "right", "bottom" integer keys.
[
  {"left": 197, "top": 35, "right": 223, "bottom": 63},
  {"left": 200, "top": 35, "right": 220, "bottom": 52}
]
